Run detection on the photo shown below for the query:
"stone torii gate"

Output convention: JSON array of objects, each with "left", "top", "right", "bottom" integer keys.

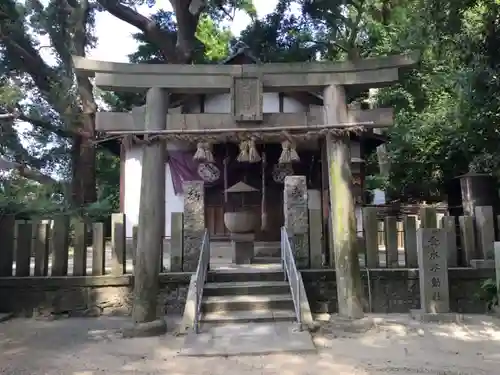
[{"left": 73, "top": 54, "right": 417, "bottom": 335}]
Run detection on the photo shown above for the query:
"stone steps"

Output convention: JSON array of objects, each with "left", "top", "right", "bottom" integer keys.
[
  {"left": 204, "top": 280, "right": 289, "bottom": 296},
  {"left": 201, "top": 309, "right": 296, "bottom": 324},
  {"left": 202, "top": 294, "right": 294, "bottom": 313},
  {"left": 207, "top": 268, "right": 284, "bottom": 283},
  {"left": 252, "top": 256, "right": 281, "bottom": 264},
  {"left": 201, "top": 266, "right": 296, "bottom": 326}
]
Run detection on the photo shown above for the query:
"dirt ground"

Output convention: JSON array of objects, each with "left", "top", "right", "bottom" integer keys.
[{"left": 0, "top": 314, "right": 499, "bottom": 375}]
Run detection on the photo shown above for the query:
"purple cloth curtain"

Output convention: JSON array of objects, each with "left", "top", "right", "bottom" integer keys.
[
  {"left": 168, "top": 150, "right": 224, "bottom": 194},
  {"left": 167, "top": 150, "right": 200, "bottom": 194}
]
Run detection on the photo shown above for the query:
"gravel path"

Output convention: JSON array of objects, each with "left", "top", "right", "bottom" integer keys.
[{"left": 1, "top": 314, "right": 499, "bottom": 374}]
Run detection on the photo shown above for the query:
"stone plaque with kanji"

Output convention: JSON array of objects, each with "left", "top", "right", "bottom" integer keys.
[
  {"left": 417, "top": 228, "right": 450, "bottom": 313},
  {"left": 231, "top": 76, "right": 263, "bottom": 122}
]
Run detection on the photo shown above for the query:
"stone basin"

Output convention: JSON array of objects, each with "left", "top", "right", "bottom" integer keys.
[{"left": 223, "top": 211, "right": 256, "bottom": 234}]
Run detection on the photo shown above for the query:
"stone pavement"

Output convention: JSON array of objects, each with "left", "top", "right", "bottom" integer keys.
[{"left": 180, "top": 322, "right": 316, "bottom": 356}]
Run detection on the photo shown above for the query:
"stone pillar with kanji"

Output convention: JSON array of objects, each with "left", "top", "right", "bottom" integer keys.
[{"left": 411, "top": 228, "right": 461, "bottom": 322}]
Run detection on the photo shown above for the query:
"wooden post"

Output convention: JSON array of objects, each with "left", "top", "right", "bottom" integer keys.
[
  {"left": 132, "top": 225, "right": 138, "bottom": 268},
  {"left": 475, "top": 206, "right": 495, "bottom": 260},
  {"left": 441, "top": 216, "right": 458, "bottom": 267},
  {"left": 323, "top": 84, "right": 364, "bottom": 319},
  {"left": 403, "top": 215, "right": 418, "bottom": 268},
  {"left": 34, "top": 223, "right": 50, "bottom": 276},
  {"left": 308, "top": 189, "right": 324, "bottom": 269},
  {"left": 92, "top": 223, "right": 105, "bottom": 276},
  {"left": 73, "top": 220, "right": 87, "bottom": 276},
  {"left": 459, "top": 216, "right": 476, "bottom": 266},
  {"left": 170, "top": 215, "right": 183, "bottom": 271},
  {"left": 384, "top": 216, "right": 398, "bottom": 268},
  {"left": 51, "top": 216, "right": 69, "bottom": 276},
  {"left": 419, "top": 206, "right": 437, "bottom": 228},
  {"left": 362, "top": 207, "right": 379, "bottom": 268},
  {"left": 111, "top": 213, "right": 126, "bottom": 275},
  {"left": 130, "top": 87, "right": 168, "bottom": 335},
  {"left": 15, "top": 223, "right": 32, "bottom": 277},
  {"left": 0, "top": 215, "right": 15, "bottom": 276}
]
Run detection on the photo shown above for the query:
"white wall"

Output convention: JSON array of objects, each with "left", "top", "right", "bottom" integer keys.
[{"left": 123, "top": 146, "right": 184, "bottom": 238}]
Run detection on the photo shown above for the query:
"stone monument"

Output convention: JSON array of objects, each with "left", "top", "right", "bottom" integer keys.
[
  {"left": 411, "top": 228, "right": 462, "bottom": 322},
  {"left": 183, "top": 181, "right": 205, "bottom": 272},
  {"left": 283, "top": 176, "right": 310, "bottom": 268}
]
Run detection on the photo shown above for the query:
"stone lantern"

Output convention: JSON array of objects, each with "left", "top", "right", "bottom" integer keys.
[{"left": 223, "top": 181, "right": 259, "bottom": 264}]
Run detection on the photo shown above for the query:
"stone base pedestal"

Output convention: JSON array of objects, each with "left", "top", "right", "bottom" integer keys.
[
  {"left": 470, "top": 259, "right": 495, "bottom": 269},
  {"left": 231, "top": 233, "right": 255, "bottom": 265},
  {"left": 410, "top": 309, "right": 464, "bottom": 323}
]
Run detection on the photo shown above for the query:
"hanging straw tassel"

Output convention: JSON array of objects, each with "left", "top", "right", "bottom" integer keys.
[
  {"left": 193, "top": 142, "right": 214, "bottom": 163},
  {"left": 203, "top": 142, "right": 214, "bottom": 163},
  {"left": 237, "top": 140, "right": 249, "bottom": 162},
  {"left": 279, "top": 139, "right": 300, "bottom": 164},
  {"left": 247, "top": 136, "right": 261, "bottom": 163},
  {"left": 193, "top": 141, "right": 207, "bottom": 161}
]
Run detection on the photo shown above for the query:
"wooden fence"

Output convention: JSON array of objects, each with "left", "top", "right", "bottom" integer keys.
[
  {"left": 0, "top": 213, "right": 129, "bottom": 277},
  {"left": 359, "top": 205, "right": 497, "bottom": 268},
  {"left": 0, "top": 204, "right": 497, "bottom": 277}
]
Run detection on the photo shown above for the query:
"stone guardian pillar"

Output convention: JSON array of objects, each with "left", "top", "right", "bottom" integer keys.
[
  {"left": 126, "top": 88, "right": 168, "bottom": 337},
  {"left": 283, "top": 176, "right": 310, "bottom": 268},
  {"left": 182, "top": 180, "right": 205, "bottom": 271},
  {"left": 323, "top": 84, "right": 364, "bottom": 319}
]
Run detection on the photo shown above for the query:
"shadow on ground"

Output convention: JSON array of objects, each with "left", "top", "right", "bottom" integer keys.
[{"left": 1, "top": 314, "right": 500, "bottom": 374}]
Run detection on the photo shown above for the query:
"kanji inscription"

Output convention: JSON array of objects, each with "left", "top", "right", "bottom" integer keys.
[
  {"left": 416, "top": 228, "right": 450, "bottom": 313},
  {"left": 283, "top": 176, "right": 309, "bottom": 268},
  {"left": 232, "top": 76, "right": 263, "bottom": 122}
]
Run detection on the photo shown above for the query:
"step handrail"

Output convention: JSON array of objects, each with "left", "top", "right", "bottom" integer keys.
[
  {"left": 193, "top": 229, "right": 210, "bottom": 333},
  {"left": 280, "top": 226, "right": 303, "bottom": 330}
]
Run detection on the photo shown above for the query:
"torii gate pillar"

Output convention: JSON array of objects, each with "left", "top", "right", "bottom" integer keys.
[{"left": 123, "top": 87, "right": 168, "bottom": 337}]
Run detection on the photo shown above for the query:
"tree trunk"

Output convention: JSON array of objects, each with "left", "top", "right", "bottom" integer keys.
[{"left": 70, "top": 115, "right": 97, "bottom": 206}]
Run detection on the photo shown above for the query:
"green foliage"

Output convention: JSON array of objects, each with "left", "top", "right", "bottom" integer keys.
[
  {"left": 196, "top": 15, "right": 231, "bottom": 61},
  {"left": 128, "top": 10, "right": 233, "bottom": 65},
  {"left": 95, "top": 149, "right": 120, "bottom": 211},
  {"left": 3, "top": 0, "right": 500, "bottom": 211},
  {"left": 0, "top": 170, "right": 117, "bottom": 220},
  {"left": 476, "top": 278, "right": 499, "bottom": 311},
  {"left": 235, "top": 0, "right": 500, "bottom": 202}
]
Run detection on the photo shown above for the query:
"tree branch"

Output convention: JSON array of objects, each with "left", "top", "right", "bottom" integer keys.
[
  {"left": 97, "top": 0, "right": 207, "bottom": 63},
  {"left": 97, "top": 0, "right": 180, "bottom": 62},
  {"left": 0, "top": 157, "right": 60, "bottom": 185},
  {"left": 1, "top": 109, "right": 92, "bottom": 138},
  {"left": 0, "top": 31, "right": 57, "bottom": 97},
  {"left": 170, "top": 0, "right": 203, "bottom": 62}
]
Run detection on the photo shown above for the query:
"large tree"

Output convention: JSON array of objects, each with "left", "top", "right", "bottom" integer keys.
[
  {"left": 0, "top": 0, "right": 255, "bottom": 211},
  {"left": 0, "top": 0, "right": 99, "bottom": 207}
]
